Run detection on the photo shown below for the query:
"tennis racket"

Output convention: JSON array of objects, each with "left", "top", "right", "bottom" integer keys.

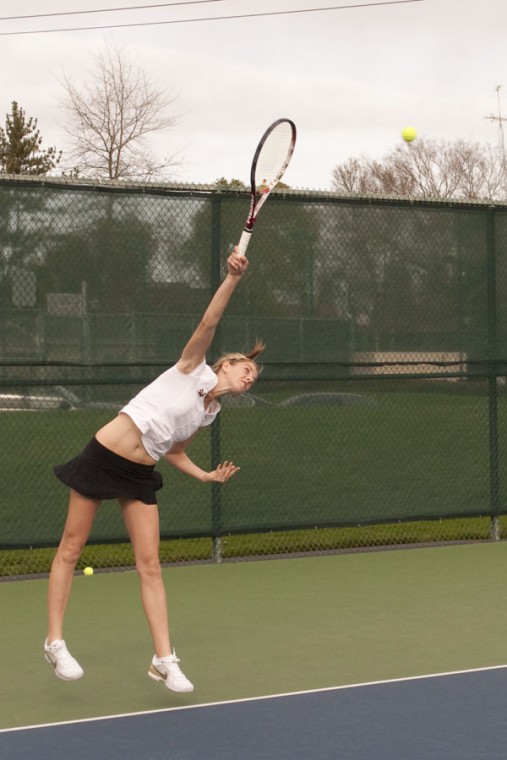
[{"left": 238, "top": 118, "right": 297, "bottom": 255}]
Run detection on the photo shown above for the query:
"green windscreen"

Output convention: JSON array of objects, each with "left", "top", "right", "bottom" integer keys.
[{"left": 0, "top": 178, "right": 506, "bottom": 549}]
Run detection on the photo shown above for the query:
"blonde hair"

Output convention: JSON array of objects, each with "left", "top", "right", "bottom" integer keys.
[{"left": 212, "top": 339, "right": 266, "bottom": 375}]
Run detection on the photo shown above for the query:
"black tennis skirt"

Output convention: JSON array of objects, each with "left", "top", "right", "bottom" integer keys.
[{"left": 54, "top": 437, "right": 163, "bottom": 505}]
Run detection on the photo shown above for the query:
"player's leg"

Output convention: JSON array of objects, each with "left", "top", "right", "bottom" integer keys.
[
  {"left": 45, "top": 489, "right": 101, "bottom": 679},
  {"left": 120, "top": 497, "right": 193, "bottom": 692},
  {"left": 120, "top": 498, "right": 170, "bottom": 654}
]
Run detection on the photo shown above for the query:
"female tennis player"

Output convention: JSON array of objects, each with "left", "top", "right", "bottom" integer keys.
[{"left": 44, "top": 246, "right": 263, "bottom": 693}]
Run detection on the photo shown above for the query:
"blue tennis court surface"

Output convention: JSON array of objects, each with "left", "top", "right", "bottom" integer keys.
[{"left": 2, "top": 666, "right": 507, "bottom": 760}]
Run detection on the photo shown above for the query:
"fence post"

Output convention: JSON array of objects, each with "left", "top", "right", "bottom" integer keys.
[
  {"left": 210, "top": 194, "right": 223, "bottom": 562},
  {"left": 486, "top": 209, "right": 500, "bottom": 540}
]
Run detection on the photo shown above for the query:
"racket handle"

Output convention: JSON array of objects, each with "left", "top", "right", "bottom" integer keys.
[{"left": 237, "top": 229, "right": 252, "bottom": 256}]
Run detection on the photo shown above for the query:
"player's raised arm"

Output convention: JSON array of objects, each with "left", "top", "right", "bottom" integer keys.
[{"left": 176, "top": 248, "right": 249, "bottom": 374}]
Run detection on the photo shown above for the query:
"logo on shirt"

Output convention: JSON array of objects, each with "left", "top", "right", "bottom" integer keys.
[{"left": 198, "top": 388, "right": 206, "bottom": 397}]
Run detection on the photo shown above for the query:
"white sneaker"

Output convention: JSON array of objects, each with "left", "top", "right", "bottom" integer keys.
[
  {"left": 44, "top": 638, "right": 84, "bottom": 681},
  {"left": 148, "top": 650, "right": 194, "bottom": 693}
]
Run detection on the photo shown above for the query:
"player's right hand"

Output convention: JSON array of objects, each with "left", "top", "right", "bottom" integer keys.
[{"left": 227, "top": 246, "right": 249, "bottom": 276}]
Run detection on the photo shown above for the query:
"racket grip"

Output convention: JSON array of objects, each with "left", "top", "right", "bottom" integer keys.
[{"left": 237, "top": 229, "right": 252, "bottom": 256}]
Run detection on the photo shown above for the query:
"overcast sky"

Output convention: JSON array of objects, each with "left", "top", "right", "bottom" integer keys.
[{"left": 0, "top": 0, "right": 505, "bottom": 190}]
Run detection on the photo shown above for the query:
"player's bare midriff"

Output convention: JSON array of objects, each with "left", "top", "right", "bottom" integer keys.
[{"left": 95, "top": 412, "right": 157, "bottom": 465}]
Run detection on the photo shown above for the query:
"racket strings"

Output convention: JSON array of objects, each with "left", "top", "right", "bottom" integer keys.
[{"left": 254, "top": 122, "right": 295, "bottom": 189}]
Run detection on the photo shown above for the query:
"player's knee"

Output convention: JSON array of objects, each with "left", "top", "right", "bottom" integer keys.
[
  {"left": 57, "top": 534, "right": 85, "bottom": 566},
  {"left": 57, "top": 544, "right": 82, "bottom": 567},
  {"left": 135, "top": 555, "right": 161, "bottom": 580}
]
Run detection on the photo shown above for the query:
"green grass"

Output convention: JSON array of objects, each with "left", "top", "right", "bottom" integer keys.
[{"left": 1, "top": 516, "right": 503, "bottom": 577}]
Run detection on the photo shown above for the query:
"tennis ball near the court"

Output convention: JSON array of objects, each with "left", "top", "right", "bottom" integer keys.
[
  {"left": 83, "top": 566, "right": 94, "bottom": 576},
  {"left": 401, "top": 126, "right": 417, "bottom": 143}
]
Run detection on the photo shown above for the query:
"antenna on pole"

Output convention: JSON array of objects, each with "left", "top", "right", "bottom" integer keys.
[{"left": 484, "top": 85, "right": 507, "bottom": 170}]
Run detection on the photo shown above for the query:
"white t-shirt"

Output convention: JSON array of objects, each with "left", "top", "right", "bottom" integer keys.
[{"left": 120, "top": 360, "right": 221, "bottom": 461}]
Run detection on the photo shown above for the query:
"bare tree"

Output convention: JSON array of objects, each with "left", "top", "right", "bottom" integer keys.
[
  {"left": 59, "top": 43, "right": 179, "bottom": 181},
  {"left": 332, "top": 138, "right": 506, "bottom": 201}
]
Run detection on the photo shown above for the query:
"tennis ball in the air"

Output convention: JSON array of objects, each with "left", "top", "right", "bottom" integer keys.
[
  {"left": 401, "top": 126, "right": 417, "bottom": 143},
  {"left": 83, "top": 566, "right": 94, "bottom": 576}
]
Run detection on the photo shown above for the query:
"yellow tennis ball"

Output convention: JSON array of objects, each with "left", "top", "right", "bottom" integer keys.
[
  {"left": 401, "top": 126, "right": 417, "bottom": 143},
  {"left": 83, "top": 566, "right": 94, "bottom": 576}
]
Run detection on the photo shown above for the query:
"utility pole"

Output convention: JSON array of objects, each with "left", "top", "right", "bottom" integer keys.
[{"left": 484, "top": 85, "right": 507, "bottom": 171}]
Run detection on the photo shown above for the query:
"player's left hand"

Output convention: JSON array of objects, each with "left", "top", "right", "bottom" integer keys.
[
  {"left": 227, "top": 246, "right": 248, "bottom": 276},
  {"left": 206, "top": 461, "right": 241, "bottom": 482}
]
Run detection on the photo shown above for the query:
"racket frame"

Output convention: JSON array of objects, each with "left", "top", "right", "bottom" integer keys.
[{"left": 238, "top": 117, "right": 296, "bottom": 255}]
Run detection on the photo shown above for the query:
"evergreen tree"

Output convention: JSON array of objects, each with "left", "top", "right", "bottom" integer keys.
[{"left": 0, "top": 101, "right": 61, "bottom": 175}]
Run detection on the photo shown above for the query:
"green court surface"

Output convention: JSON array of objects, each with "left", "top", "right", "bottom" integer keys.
[{"left": 2, "top": 542, "right": 507, "bottom": 730}]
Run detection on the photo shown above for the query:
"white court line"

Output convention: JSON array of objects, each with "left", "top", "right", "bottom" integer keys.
[{"left": 2, "top": 663, "right": 507, "bottom": 735}]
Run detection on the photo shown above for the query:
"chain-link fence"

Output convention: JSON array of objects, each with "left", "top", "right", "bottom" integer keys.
[{"left": 1, "top": 175, "right": 507, "bottom": 576}]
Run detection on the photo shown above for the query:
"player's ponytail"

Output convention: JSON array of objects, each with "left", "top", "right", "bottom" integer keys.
[
  {"left": 245, "top": 339, "right": 266, "bottom": 363},
  {"left": 212, "top": 340, "right": 266, "bottom": 374}
]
